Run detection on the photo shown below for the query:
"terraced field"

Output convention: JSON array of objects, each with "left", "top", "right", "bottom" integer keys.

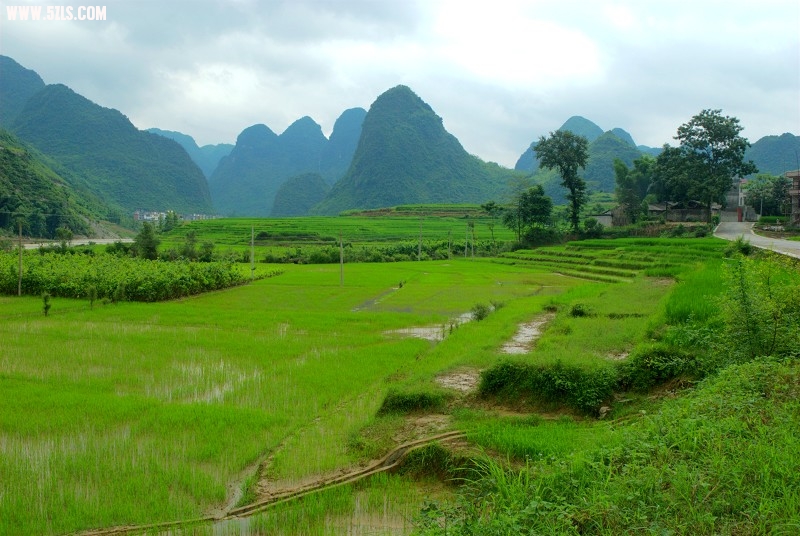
[{"left": 498, "top": 237, "right": 727, "bottom": 282}]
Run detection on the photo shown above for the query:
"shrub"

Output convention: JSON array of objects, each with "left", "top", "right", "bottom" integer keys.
[
  {"left": 471, "top": 303, "right": 491, "bottom": 321},
  {"left": 569, "top": 303, "right": 592, "bottom": 317},
  {"left": 616, "top": 343, "right": 699, "bottom": 392},
  {"left": 378, "top": 389, "right": 448, "bottom": 415},
  {"left": 479, "top": 360, "right": 617, "bottom": 415},
  {"left": 724, "top": 236, "right": 752, "bottom": 257}
]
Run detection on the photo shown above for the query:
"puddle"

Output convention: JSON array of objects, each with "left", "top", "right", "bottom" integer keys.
[
  {"left": 384, "top": 312, "right": 473, "bottom": 342},
  {"left": 501, "top": 313, "right": 555, "bottom": 354}
]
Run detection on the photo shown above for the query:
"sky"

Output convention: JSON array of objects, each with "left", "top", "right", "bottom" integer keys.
[{"left": 1, "top": 0, "right": 799, "bottom": 168}]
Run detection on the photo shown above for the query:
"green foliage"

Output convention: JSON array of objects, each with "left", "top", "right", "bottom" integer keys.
[
  {"left": 377, "top": 388, "right": 448, "bottom": 415},
  {"left": 501, "top": 184, "right": 553, "bottom": 241},
  {"left": 12, "top": 84, "right": 211, "bottom": 214},
  {"left": 0, "top": 250, "right": 256, "bottom": 302},
  {"left": 614, "top": 155, "right": 656, "bottom": 224},
  {"left": 616, "top": 343, "right": 698, "bottom": 391},
  {"left": 655, "top": 109, "right": 758, "bottom": 220},
  {"left": 0, "top": 129, "right": 92, "bottom": 237},
  {"left": 745, "top": 173, "right": 791, "bottom": 216},
  {"left": 133, "top": 222, "right": 160, "bottom": 260},
  {"left": 724, "top": 235, "right": 753, "bottom": 257},
  {"left": 479, "top": 360, "right": 617, "bottom": 415},
  {"left": 313, "top": 86, "right": 518, "bottom": 215},
  {"left": 471, "top": 303, "right": 491, "bottom": 321},
  {"left": 534, "top": 130, "right": 590, "bottom": 232},
  {"left": 41, "top": 291, "right": 51, "bottom": 316},
  {"left": 418, "top": 358, "right": 800, "bottom": 535},
  {"left": 719, "top": 254, "right": 800, "bottom": 361}
]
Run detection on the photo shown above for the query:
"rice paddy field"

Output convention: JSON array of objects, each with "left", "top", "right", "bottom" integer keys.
[{"left": 0, "top": 230, "right": 749, "bottom": 535}]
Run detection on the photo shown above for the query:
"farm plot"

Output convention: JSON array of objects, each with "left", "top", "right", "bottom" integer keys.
[{"left": 0, "top": 259, "right": 576, "bottom": 535}]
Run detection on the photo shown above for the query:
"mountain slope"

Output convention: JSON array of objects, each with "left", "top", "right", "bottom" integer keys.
[
  {"left": 312, "top": 85, "right": 513, "bottom": 215},
  {"left": 12, "top": 84, "right": 212, "bottom": 214},
  {"left": 271, "top": 173, "right": 330, "bottom": 216},
  {"left": 0, "top": 55, "right": 45, "bottom": 128},
  {"left": 146, "top": 127, "right": 233, "bottom": 178},
  {"left": 319, "top": 107, "right": 367, "bottom": 185},
  {"left": 745, "top": 133, "right": 800, "bottom": 176},
  {"left": 208, "top": 117, "right": 330, "bottom": 216},
  {"left": 583, "top": 131, "right": 643, "bottom": 193},
  {"left": 0, "top": 128, "right": 96, "bottom": 237}
]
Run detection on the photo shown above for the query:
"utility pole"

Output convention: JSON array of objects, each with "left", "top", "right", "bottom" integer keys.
[
  {"left": 447, "top": 230, "right": 451, "bottom": 259},
  {"left": 339, "top": 230, "right": 344, "bottom": 286},
  {"left": 250, "top": 226, "right": 255, "bottom": 280},
  {"left": 418, "top": 216, "right": 422, "bottom": 261},
  {"left": 18, "top": 220, "right": 23, "bottom": 296}
]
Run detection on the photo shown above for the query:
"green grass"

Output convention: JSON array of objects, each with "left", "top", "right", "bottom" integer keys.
[
  {"left": 159, "top": 215, "right": 516, "bottom": 252},
  {"left": 0, "top": 233, "right": 748, "bottom": 534},
  {"left": 418, "top": 358, "right": 800, "bottom": 535},
  {"left": 0, "top": 258, "right": 574, "bottom": 534}
]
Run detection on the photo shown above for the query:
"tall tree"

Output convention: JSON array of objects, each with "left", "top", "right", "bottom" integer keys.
[
  {"left": 745, "top": 174, "right": 791, "bottom": 217},
  {"left": 502, "top": 185, "right": 553, "bottom": 241},
  {"left": 534, "top": 131, "right": 589, "bottom": 232},
  {"left": 665, "top": 109, "right": 758, "bottom": 221},
  {"left": 614, "top": 155, "right": 656, "bottom": 224},
  {"left": 133, "top": 222, "right": 160, "bottom": 260}
]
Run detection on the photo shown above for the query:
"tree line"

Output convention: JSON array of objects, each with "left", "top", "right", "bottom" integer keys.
[{"left": 493, "top": 109, "right": 768, "bottom": 241}]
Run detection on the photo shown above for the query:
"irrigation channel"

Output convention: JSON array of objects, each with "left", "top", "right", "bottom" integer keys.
[{"left": 75, "top": 430, "right": 466, "bottom": 535}]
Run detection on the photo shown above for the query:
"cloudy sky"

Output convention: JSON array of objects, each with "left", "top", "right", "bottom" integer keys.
[{"left": 2, "top": 0, "right": 798, "bottom": 167}]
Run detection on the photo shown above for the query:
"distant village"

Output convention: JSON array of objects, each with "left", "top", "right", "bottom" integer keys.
[{"left": 132, "top": 210, "right": 220, "bottom": 223}]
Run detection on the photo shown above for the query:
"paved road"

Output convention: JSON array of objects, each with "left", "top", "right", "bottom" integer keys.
[
  {"left": 22, "top": 238, "right": 133, "bottom": 250},
  {"left": 714, "top": 222, "right": 800, "bottom": 260}
]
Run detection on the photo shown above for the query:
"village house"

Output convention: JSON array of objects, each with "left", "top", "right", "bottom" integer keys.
[{"left": 788, "top": 170, "right": 800, "bottom": 226}]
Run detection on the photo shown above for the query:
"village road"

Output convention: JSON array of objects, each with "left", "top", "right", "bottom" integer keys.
[
  {"left": 22, "top": 238, "right": 133, "bottom": 250},
  {"left": 714, "top": 222, "right": 800, "bottom": 260}
]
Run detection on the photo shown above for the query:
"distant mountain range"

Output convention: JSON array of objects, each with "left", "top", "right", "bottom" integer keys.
[
  {"left": 0, "top": 55, "right": 212, "bottom": 220},
  {"left": 145, "top": 128, "right": 233, "bottom": 178},
  {"left": 207, "top": 109, "right": 366, "bottom": 216},
  {"left": 1, "top": 54, "right": 798, "bottom": 229}
]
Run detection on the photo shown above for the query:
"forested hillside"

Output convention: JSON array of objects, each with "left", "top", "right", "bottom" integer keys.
[
  {"left": 12, "top": 84, "right": 212, "bottom": 214},
  {"left": 0, "top": 129, "right": 94, "bottom": 237},
  {"left": 745, "top": 133, "right": 800, "bottom": 176},
  {"left": 312, "top": 85, "right": 518, "bottom": 215}
]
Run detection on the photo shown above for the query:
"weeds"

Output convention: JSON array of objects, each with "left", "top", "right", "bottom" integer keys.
[{"left": 378, "top": 388, "right": 448, "bottom": 415}]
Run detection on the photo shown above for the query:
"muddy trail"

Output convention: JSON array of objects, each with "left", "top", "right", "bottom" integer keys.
[{"left": 75, "top": 431, "right": 465, "bottom": 536}]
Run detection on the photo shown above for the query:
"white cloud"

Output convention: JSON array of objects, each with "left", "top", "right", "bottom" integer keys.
[{"left": 1, "top": 0, "right": 797, "bottom": 166}]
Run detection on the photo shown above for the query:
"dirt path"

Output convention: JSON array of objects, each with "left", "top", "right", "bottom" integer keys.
[{"left": 74, "top": 430, "right": 465, "bottom": 535}]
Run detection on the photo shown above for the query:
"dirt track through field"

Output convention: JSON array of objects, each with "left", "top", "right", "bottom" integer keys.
[{"left": 75, "top": 430, "right": 465, "bottom": 536}]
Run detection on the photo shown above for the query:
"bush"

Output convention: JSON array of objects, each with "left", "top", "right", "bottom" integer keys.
[
  {"left": 479, "top": 360, "right": 617, "bottom": 415},
  {"left": 616, "top": 343, "right": 699, "bottom": 392},
  {"left": 378, "top": 389, "right": 448, "bottom": 415},
  {"left": 569, "top": 303, "right": 592, "bottom": 317},
  {"left": 724, "top": 236, "right": 752, "bottom": 257},
  {"left": 471, "top": 303, "right": 491, "bottom": 321}
]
